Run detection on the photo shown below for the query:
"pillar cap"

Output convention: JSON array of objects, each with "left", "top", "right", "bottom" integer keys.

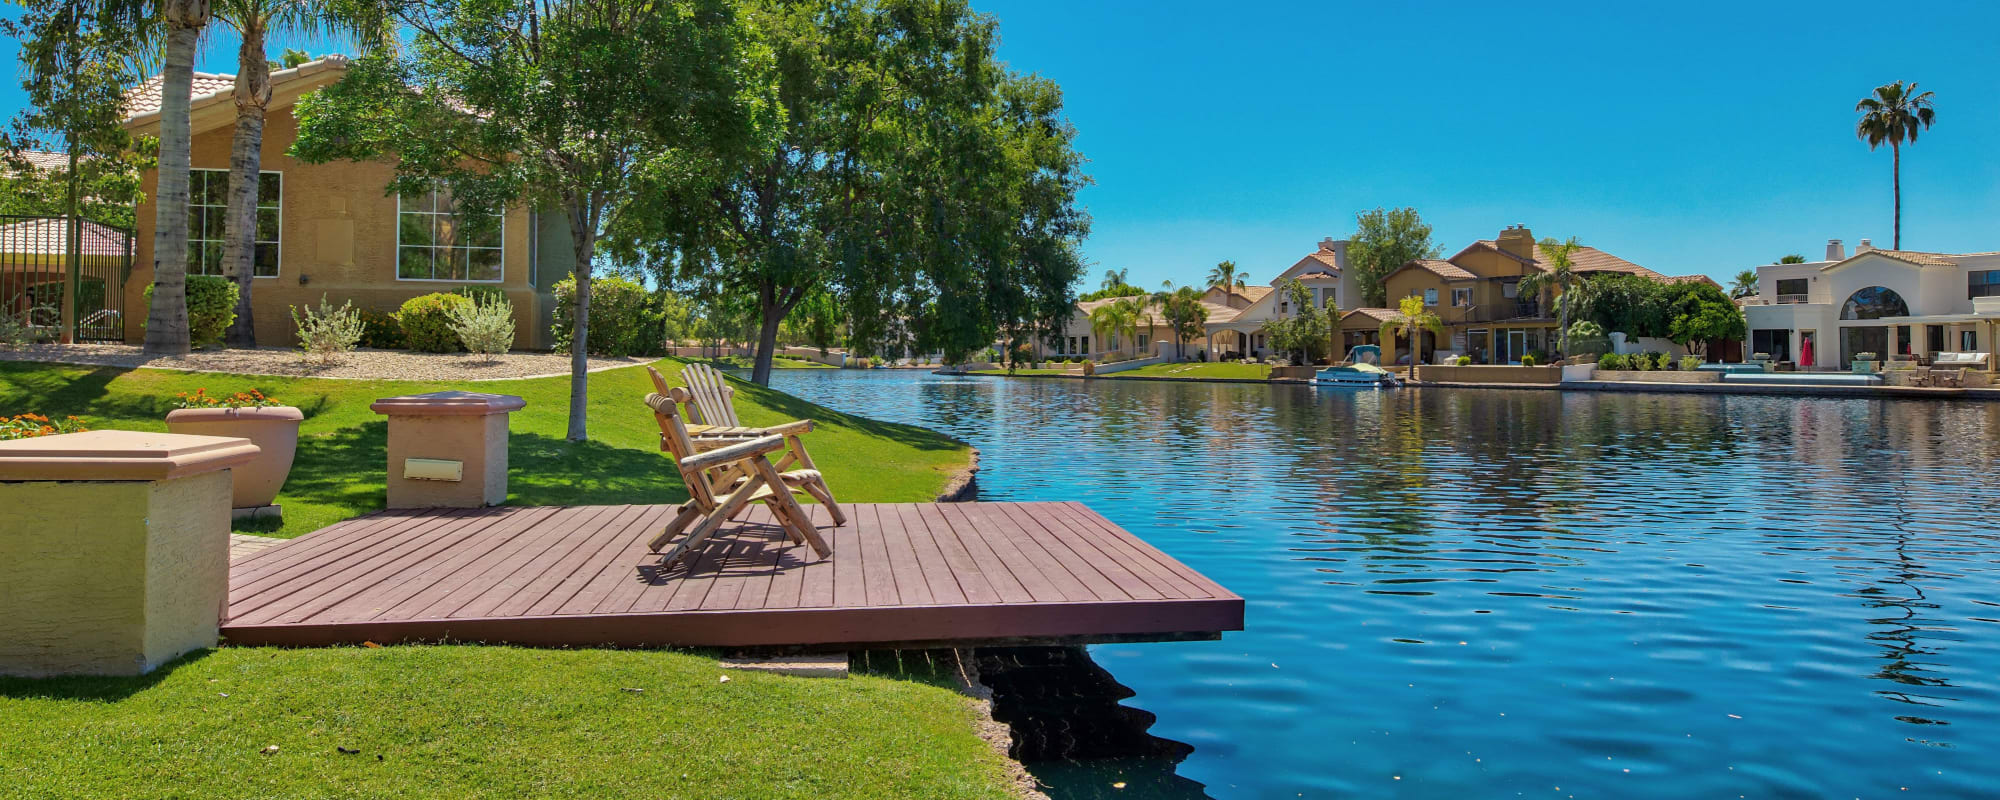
[
  {"left": 0, "top": 430, "right": 261, "bottom": 482},
  {"left": 370, "top": 391, "right": 527, "bottom": 417}
]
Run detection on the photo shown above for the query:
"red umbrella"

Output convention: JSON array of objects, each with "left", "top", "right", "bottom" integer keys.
[{"left": 1800, "top": 335, "right": 1814, "bottom": 368}]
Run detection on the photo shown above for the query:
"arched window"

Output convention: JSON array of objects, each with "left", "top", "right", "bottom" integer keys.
[{"left": 1840, "top": 286, "right": 1909, "bottom": 320}]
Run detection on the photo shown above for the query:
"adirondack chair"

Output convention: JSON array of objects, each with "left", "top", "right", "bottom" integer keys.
[
  {"left": 645, "top": 364, "right": 818, "bottom": 474},
  {"left": 644, "top": 392, "right": 835, "bottom": 567}
]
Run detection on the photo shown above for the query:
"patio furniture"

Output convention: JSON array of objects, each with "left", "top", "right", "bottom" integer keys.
[
  {"left": 1908, "top": 368, "right": 1933, "bottom": 388},
  {"left": 645, "top": 365, "right": 821, "bottom": 473},
  {"left": 1932, "top": 352, "right": 1990, "bottom": 370},
  {"left": 643, "top": 392, "right": 837, "bottom": 567},
  {"left": 1934, "top": 368, "right": 1966, "bottom": 389}
]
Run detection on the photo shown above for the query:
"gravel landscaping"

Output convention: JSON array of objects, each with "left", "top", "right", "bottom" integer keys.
[{"left": 0, "top": 344, "right": 647, "bottom": 381}]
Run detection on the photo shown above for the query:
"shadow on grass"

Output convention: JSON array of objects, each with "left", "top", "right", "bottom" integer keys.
[
  {"left": 0, "top": 364, "right": 144, "bottom": 418},
  {"left": 0, "top": 649, "right": 211, "bottom": 702},
  {"left": 721, "top": 370, "right": 962, "bottom": 453}
]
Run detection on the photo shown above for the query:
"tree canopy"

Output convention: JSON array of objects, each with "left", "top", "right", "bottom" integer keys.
[
  {"left": 293, "top": 0, "right": 783, "bottom": 440},
  {"left": 1346, "top": 207, "right": 1439, "bottom": 307},
  {"left": 1260, "top": 278, "right": 1328, "bottom": 365}
]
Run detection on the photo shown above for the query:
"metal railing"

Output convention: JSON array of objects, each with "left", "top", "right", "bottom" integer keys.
[
  {"left": 0, "top": 214, "right": 133, "bottom": 343},
  {"left": 1445, "top": 300, "right": 1545, "bottom": 324},
  {"left": 1776, "top": 294, "right": 1810, "bottom": 305}
]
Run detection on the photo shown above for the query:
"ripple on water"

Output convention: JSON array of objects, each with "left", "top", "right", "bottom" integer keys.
[{"left": 767, "top": 371, "right": 2000, "bottom": 799}]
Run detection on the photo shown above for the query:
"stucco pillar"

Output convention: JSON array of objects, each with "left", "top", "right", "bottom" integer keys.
[
  {"left": 0, "top": 430, "right": 259, "bottom": 677},
  {"left": 370, "top": 391, "right": 526, "bottom": 509}
]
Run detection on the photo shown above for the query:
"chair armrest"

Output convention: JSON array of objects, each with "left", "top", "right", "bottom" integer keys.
[{"left": 679, "top": 435, "right": 787, "bottom": 473}]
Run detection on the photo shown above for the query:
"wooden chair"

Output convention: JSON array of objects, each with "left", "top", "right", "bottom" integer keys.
[
  {"left": 644, "top": 392, "right": 837, "bottom": 567},
  {"left": 1935, "top": 368, "right": 1965, "bottom": 389},
  {"left": 645, "top": 364, "right": 820, "bottom": 474}
]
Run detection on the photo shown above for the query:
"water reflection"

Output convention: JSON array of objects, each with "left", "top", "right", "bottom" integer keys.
[{"left": 769, "top": 371, "right": 2000, "bottom": 798}]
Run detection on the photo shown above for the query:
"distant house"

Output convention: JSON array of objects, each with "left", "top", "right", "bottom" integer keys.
[
  {"left": 1739, "top": 238, "right": 2000, "bottom": 370},
  {"left": 119, "top": 57, "right": 574, "bottom": 348},
  {"left": 1201, "top": 237, "right": 1354, "bottom": 360},
  {"left": 1375, "top": 224, "right": 1709, "bottom": 365}
]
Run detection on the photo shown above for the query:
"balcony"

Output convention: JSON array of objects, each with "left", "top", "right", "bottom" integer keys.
[
  {"left": 1448, "top": 300, "right": 1545, "bottom": 324},
  {"left": 1776, "top": 294, "right": 1810, "bottom": 305}
]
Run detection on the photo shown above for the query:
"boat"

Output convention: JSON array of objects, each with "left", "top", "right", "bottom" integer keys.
[{"left": 1314, "top": 345, "right": 1401, "bottom": 388}]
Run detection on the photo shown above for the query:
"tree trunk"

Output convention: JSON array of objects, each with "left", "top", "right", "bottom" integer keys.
[
  {"left": 752, "top": 289, "right": 784, "bottom": 386},
  {"left": 1891, "top": 142, "right": 1902, "bottom": 250},
  {"left": 564, "top": 203, "right": 596, "bottom": 442},
  {"left": 1556, "top": 281, "right": 1570, "bottom": 359},
  {"left": 144, "top": 8, "right": 206, "bottom": 356},
  {"left": 223, "top": 31, "right": 271, "bottom": 349}
]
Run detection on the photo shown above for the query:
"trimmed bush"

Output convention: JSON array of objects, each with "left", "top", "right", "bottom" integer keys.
[
  {"left": 552, "top": 275, "right": 654, "bottom": 356},
  {"left": 1679, "top": 355, "right": 1704, "bottom": 371},
  {"left": 1598, "top": 353, "right": 1628, "bottom": 370},
  {"left": 1520, "top": 353, "right": 1540, "bottom": 367},
  {"left": 142, "top": 275, "right": 238, "bottom": 348},
  {"left": 358, "top": 307, "right": 405, "bottom": 349},
  {"left": 398, "top": 292, "right": 470, "bottom": 352}
]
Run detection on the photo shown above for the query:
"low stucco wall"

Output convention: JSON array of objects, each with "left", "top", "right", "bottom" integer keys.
[
  {"left": 1417, "top": 365, "right": 1562, "bottom": 384},
  {"left": 1592, "top": 370, "right": 1722, "bottom": 384},
  {"left": 1269, "top": 366, "right": 1316, "bottom": 380}
]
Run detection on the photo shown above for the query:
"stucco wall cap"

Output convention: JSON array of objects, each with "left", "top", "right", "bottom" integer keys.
[
  {"left": 369, "top": 391, "right": 527, "bottom": 417},
  {"left": 0, "top": 430, "right": 261, "bottom": 482},
  {"left": 164, "top": 406, "right": 305, "bottom": 423}
]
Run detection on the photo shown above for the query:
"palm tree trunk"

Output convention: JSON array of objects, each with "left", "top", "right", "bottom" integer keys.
[
  {"left": 1892, "top": 142, "right": 1902, "bottom": 250},
  {"left": 1557, "top": 280, "right": 1570, "bottom": 359},
  {"left": 143, "top": 5, "right": 206, "bottom": 356},
  {"left": 223, "top": 29, "right": 272, "bottom": 349}
]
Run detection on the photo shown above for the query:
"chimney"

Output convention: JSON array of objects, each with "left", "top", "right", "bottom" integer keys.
[
  {"left": 1328, "top": 239, "right": 1349, "bottom": 268},
  {"left": 1826, "top": 239, "right": 1846, "bottom": 261},
  {"left": 1496, "top": 224, "right": 1536, "bottom": 260},
  {"left": 1319, "top": 237, "right": 1336, "bottom": 252},
  {"left": 1858, "top": 238, "right": 1874, "bottom": 253}
]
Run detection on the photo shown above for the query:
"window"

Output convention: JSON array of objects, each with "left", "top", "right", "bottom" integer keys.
[
  {"left": 1501, "top": 280, "right": 1519, "bottom": 299},
  {"left": 1751, "top": 329, "right": 1790, "bottom": 363},
  {"left": 1839, "top": 286, "right": 1909, "bottom": 320},
  {"left": 1451, "top": 288, "right": 1472, "bottom": 307},
  {"left": 187, "top": 169, "right": 281, "bottom": 278},
  {"left": 1423, "top": 288, "right": 1439, "bottom": 306},
  {"left": 398, "top": 188, "right": 504, "bottom": 282},
  {"left": 1971, "top": 270, "right": 2000, "bottom": 299},
  {"left": 1776, "top": 278, "right": 1808, "bottom": 303},
  {"left": 1081, "top": 336, "right": 1090, "bottom": 354},
  {"left": 1964, "top": 330, "right": 1979, "bottom": 351}
]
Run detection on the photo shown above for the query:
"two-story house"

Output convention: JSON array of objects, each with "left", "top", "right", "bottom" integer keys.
[{"left": 1739, "top": 238, "right": 2000, "bottom": 370}]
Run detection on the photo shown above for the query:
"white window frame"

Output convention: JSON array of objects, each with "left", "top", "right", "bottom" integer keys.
[
  {"left": 396, "top": 189, "right": 506, "bottom": 283},
  {"left": 188, "top": 168, "right": 282, "bottom": 279}
]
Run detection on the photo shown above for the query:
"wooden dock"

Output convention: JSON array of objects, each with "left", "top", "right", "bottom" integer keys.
[{"left": 222, "top": 502, "right": 1242, "bottom": 649}]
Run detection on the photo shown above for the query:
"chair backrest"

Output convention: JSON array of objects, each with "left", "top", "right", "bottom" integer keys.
[
  {"left": 680, "top": 362, "right": 742, "bottom": 427},
  {"left": 645, "top": 365, "right": 673, "bottom": 395},
  {"left": 645, "top": 392, "right": 719, "bottom": 509}
]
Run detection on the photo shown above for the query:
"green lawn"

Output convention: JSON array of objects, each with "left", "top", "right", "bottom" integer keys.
[
  {"left": 691, "top": 354, "right": 837, "bottom": 370},
  {"left": 0, "top": 645, "right": 1015, "bottom": 800},
  {"left": 1108, "top": 362, "right": 1272, "bottom": 380},
  {"left": 0, "top": 357, "right": 969, "bottom": 537}
]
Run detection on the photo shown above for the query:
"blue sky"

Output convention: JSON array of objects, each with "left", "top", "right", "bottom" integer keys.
[{"left": 5, "top": 1, "right": 1998, "bottom": 286}]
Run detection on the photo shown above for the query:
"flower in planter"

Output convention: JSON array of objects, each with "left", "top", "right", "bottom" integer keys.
[
  {"left": 0, "top": 413, "right": 88, "bottom": 440},
  {"left": 174, "top": 388, "right": 284, "bottom": 410}
]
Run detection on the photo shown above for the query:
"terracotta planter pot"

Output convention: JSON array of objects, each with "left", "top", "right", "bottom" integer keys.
[{"left": 164, "top": 406, "right": 304, "bottom": 509}]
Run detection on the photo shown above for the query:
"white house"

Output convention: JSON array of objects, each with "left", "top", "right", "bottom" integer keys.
[
  {"left": 1740, "top": 238, "right": 2000, "bottom": 370},
  {"left": 1201, "top": 237, "right": 1356, "bottom": 360}
]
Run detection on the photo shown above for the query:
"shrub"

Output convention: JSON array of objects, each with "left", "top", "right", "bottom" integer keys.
[
  {"left": 1679, "top": 355, "right": 1703, "bottom": 371},
  {"left": 552, "top": 276, "right": 653, "bottom": 356},
  {"left": 1454, "top": 355, "right": 1472, "bottom": 366},
  {"left": 1855, "top": 351, "right": 1878, "bottom": 362},
  {"left": 0, "top": 413, "right": 87, "bottom": 440},
  {"left": 1597, "top": 353, "right": 1627, "bottom": 370},
  {"left": 290, "top": 295, "right": 365, "bottom": 364},
  {"left": 398, "top": 293, "right": 470, "bottom": 352},
  {"left": 1654, "top": 353, "right": 1672, "bottom": 370},
  {"left": 448, "top": 293, "right": 516, "bottom": 359},
  {"left": 1520, "top": 353, "right": 1539, "bottom": 367},
  {"left": 457, "top": 285, "right": 507, "bottom": 306},
  {"left": 143, "top": 275, "right": 238, "bottom": 348},
  {"left": 0, "top": 304, "right": 39, "bottom": 348},
  {"left": 358, "top": 308, "right": 405, "bottom": 349}
]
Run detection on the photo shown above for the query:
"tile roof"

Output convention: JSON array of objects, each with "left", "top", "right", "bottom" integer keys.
[
  {"left": 1663, "top": 274, "right": 1723, "bottom": 289},
  {"left": 0, "top": 217, "right": 129, "bottom": 257},
  {"left": 1293, "top": 271, "right": 1338, "bottom": 280},
  {"left": 1867, "top": 249, "right": 1957, "bottom": 268},
  {"left": 123, "top": 72, "right": 239, "bottom": 119},
  {"left": 1342, "top": 307, "right": 1402, "bottom": 323},
  {"left": 1470, "top": 239, "right": 1671, "bottom": 281},
  {"left": 1409, "top": 259, "right": 1477, "bottom": 281}
]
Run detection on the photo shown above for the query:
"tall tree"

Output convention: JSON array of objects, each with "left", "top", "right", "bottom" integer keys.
[
  {"left": 214, "top": 0, "right": 389, "bottom": 348},
  {"left": 140, "top": 0, "right": 217, "bottom": 354},
  {"left": 1518, "top": 236, "right": 1584, "bottom": 358},
  {"left": 1, "top": 0, "right": 154, "bottom": 342},
  {"left": 1205, "top": 259, "right": 1245, "bottom": 301},
  {"left": 1346, "top": 206, "right": 1439, "bottom": 307},
  {"left": 293, "top": 0, "right": 781, "bottom": 441},
  {"left": 1855, "top": 80, "right": 1936, "bottom": 250},
  {"left": 618, "top": 0, "right": 1088, "bottom": 386},
  {"left": 1260, "top": 278, "right": 1328, "bottom": 365},
  {"left": 1728, "top": 269, "right": 1758, "bottom": 299},
  {"left": 1155, "top": 283, "right": 1208, "bottom": 360},
  {"left": 1100, "top": 267, "right": 1129, "bottom": 292},
  {"left": 1087, "top": 298, "right": 1131, "bottom": 357}
]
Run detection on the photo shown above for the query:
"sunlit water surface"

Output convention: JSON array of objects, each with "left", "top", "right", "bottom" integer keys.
[{"left": 765, "top": 369, "right": 2000, "bottom": 798}]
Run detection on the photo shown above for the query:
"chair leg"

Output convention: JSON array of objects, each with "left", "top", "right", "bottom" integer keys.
[
  {"left": 649, "top": 503, "right": 705, "bottom": 552},
  {"left": 659, "top": 474, "right": 767, "bottom": 567},
  {"left": 751, "top": 458, "right": 832, "bottom": 558},
  {"left": 800, "top": 479, "right": 846, "bottom": 526},
  {"left": 760, "top": 498, "right": 809, "bottom": 545}
]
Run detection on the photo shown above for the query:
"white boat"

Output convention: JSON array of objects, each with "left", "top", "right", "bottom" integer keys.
[{"left": 1314, "top": 345, "right": 1400, "bottom": 388}]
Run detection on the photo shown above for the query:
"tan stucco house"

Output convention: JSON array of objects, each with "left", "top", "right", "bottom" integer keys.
[{"left": 120, "top": 57, "right": 573, "bottom": 348}]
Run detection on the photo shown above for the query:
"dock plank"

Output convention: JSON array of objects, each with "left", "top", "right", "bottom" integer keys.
[{"left": 222, "top": 502, "right": 1243, "bottom": 649}]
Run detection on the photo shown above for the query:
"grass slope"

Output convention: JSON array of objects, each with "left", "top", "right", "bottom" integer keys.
[
  {"left": 0, "top": 358, "right": 969, "bottom": 537},
  {"left": 1113, "top": 362, "right": 1272, "bottom": 380},
  {"left": 0, "top": 646, "right": 1014, "bottom": 800}
]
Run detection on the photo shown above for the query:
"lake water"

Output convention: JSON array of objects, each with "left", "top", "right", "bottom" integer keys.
[{"left": 765, "top": 369, "right": 2000, "bottom": 798}]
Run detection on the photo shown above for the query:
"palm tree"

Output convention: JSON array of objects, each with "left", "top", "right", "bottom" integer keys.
[
  {"left": 215, "top": 1, "right": 388, "bottom": 347},
  {"left": 142, "top": 0, "right": 216, "bottom": 355},
  {"left": 1112, "top": 296, "right": 1144, "bottom": 355},
  {"left": 1518, "top": 236, "right": 1584, "bottom": 358},
  {"left": 1087, "top": 300, "right": 1132, "bottom": 357},
  {"left": 1100, "top": 267, "right": 1129, "bottom": 292},
  {"left": 1778, "top": 254, "right": 1807, "bottom": 264},
  {"left": 1729, "top": 269, "right": 1758, "bottom": 299},
  {"left": 1206, "top": 260, "right": 1246, "bottom": 302},
  {"left": 1378, "top": 294, "right": 1443, "bottom": 368},
  {"left": 1855, "top": 81, "right": 1937, "bottom": 250}
]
